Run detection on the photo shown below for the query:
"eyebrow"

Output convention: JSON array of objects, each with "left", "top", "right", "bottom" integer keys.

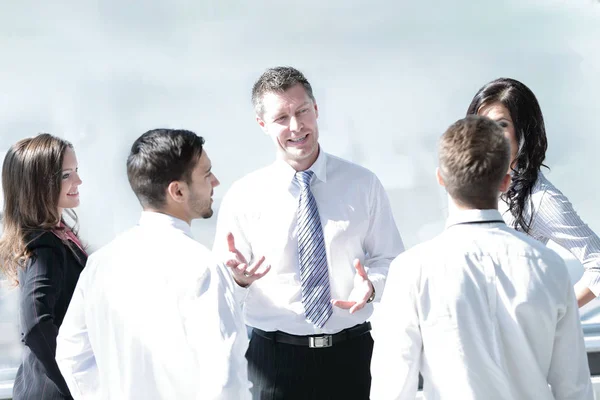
[{"left": 272, "top": 102, "right": 311, "bottom": 120}]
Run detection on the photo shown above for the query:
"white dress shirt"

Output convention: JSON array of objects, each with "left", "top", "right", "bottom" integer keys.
[
  {"left": 371, "top": 209, "right": 593, "bottom": 400},
  {"left": 501, "top": 172, "right": 600, "bottom": 295},
  {"left": 56, "top": 212, "right": 251, "bottom": 400},
  {"left": 213, "top": 150, "right": 404, "bottom": 335}
]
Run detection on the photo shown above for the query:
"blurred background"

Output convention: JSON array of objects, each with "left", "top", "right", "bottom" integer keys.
[{"left": 1, "top": 0, "right": 599, "bottom": 395}]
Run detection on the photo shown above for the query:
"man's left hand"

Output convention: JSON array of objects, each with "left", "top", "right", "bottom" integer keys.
[{"left": 332, "top": 259, "right": 374, "bottom": 314}]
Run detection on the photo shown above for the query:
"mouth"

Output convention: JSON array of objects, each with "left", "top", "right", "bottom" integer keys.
[
  {"left": 288, "top": 134, "right": 309, "bottom": 146},
  {"left": 67, "top": 191, "right": 79, "bottom": 197}
]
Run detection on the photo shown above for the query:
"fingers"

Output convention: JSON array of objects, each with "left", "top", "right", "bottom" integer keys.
[
  {"left": 225, "top": 259, "right": 238, "bottom": 267},
  {"left": 244, "top": 256, "right": 266, "bottom": 276},
  {"left": 348, "top": 282, "right": 373, "bottom": 314},
  {"left": 230, "top": 262, "right": 248, "bottom": 275},
  {"left": 226, "top": 232, "right": 247, "bottom": 265},
  {"left": 251, "top": 264, "right": 271, "bottom": 280},
  {"left": 244, "top": 257, "right": 271, "bottom": 281},
  {"left": 226, "top": 232, "right": 236, "bottom": 252},
  {"left": 334, "top": 297, "right": 366, "bottom": 314},
  {"left": 349, "top": 300, "right": 366, "bottom": 314},
  {"left": 332, "top": 299, "right": 356, "bottom": 309},
  {"left": 354, "top": 259, "right": 368, "bottom": 280},
  {"left": 225, "top": 255, "right": 271, "bottom": 287}
]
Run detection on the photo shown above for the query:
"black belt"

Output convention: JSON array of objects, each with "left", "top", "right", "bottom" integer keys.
[{"left": 252, "top": 322, "right": 371, "bottom": 349}]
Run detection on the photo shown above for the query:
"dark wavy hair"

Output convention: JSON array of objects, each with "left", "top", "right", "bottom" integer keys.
[
  {"left": 466, "top": 78, "right": 548, "bottom": 233},
  {"left": 127, "top": 129, "right": 205, "bottom": 209}
]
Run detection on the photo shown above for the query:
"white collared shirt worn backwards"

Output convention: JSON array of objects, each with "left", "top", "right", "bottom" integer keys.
[
  {"left": 56, "top": 211, "right": 251, "bottom": 400},
  {"left": 213, "top": 150, "right": 404, "bottom": 335},
  {"left": 371, "top": 209, "right": 593, "bottom": 400},
  {"left": 501, "top": 172, "right": 600, "bottom": 295}
]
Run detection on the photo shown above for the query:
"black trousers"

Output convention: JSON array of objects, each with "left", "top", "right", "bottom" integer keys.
[{"left": 246, "top": 329, "right": 374, "bottom": 400}]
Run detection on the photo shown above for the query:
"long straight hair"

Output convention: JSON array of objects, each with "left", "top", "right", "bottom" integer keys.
[
  {"left": 0, "top": 133, "right": 80, "bottom": 284},
  {"left": 466, "top": 78, "right": 548, "bottom": 233}
]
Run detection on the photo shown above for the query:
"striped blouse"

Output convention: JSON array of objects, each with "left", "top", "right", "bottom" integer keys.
[{"left": 501, "top": 172, "right": 600, "bottom": 294}]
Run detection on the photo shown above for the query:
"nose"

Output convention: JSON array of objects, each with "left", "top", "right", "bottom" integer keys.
[
  {"left": 74, "top": 172, "right": 82, "bottom": 185},
  {"left": 212, "top": 175, "right": 220, "bottom": 188},
  {"left": 289, "top": 115, "right": 302, "bottom": 133}
]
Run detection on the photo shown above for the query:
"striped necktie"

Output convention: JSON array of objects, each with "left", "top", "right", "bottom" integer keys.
[{"left": 295, "top": 170, "right": 333, "bottom": 328}]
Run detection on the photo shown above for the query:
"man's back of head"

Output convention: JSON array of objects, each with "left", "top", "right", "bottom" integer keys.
[{"left": 437, "top": 115, "right": 511, "bottom": 210}]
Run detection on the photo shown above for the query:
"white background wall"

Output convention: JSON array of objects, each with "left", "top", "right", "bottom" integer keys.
[{"left": 1, "top": 0, "right": 600, "bottom": 371}]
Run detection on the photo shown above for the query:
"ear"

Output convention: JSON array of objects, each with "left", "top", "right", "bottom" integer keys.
[
  {"left": 499, "top": 173, "right": 511, "bottom": 193},
  {"left": 166, "top": 181, "right": 187, "bottom": 204},
  {"left": 436, "top": 167, "right": 446, "bottom": 187},
  {"left": 256, "top": 115, "right": 268, "bottom": 134}
]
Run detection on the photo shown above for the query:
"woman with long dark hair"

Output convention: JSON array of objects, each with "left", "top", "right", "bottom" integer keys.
[
  {"left": 0, "top": 133, "right": 87, "bottom": 400},
  {"left": 467, "top": 78, "right": 600, "bottom": 307}
]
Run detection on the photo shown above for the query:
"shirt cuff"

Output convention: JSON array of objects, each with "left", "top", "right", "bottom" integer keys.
[
  {"left": 367, "top": 273, "right": 386, "bottom": 303},
  {"left": 233, "top": 280, "right": 250, "bottom": 305}
]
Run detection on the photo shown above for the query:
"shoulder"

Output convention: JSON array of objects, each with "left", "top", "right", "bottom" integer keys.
[
  {"left": 388, "top": 239, "right": 438, "bottom": 280},
  {"left": 531, "top": 173, "right": 568, "bottom": 205},
  {"left": 325, "top": 152, "right": 379, "bottom": 181},
  {"left": 19, "top": 231, "right": 68, "bottom": 283},
  {"left": 529, "top": 175, "right": 580, "bottom": 227},
  {"left": 498, "top": 225, "right": 567, "bottom": 270},
  {"left": 227, "top": 165, "right": 275, "bottom": 193},
  {"left": 25, "top": 230, "right": 66, "bottom": 256}
]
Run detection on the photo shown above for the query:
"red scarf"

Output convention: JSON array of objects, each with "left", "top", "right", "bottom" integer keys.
[{"left": 52, "top": 222, "right": 87, "bottom": 256}]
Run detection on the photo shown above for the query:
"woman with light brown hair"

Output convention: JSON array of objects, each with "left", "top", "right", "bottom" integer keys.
[{"left": 0, "top": 133, "right": 87, "bottom": 400}]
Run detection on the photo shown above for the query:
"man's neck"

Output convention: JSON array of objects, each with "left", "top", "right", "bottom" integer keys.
[
  {"left": 447, "top": 195, "right": 498, "bottom": 214},
  {"left": 281, "top": 147, "right": 320, "bottom": 172},
  {"left": 143, "top": 207, "right": 191, "bottom": 225}
]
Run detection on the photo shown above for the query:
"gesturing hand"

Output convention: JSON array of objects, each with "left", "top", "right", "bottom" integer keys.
[
  {"left": 225, "top": 232, "right": 271, "bottom": 287},
  {"left": 331, "top": 259, "right": 374, "bottom": 314}
]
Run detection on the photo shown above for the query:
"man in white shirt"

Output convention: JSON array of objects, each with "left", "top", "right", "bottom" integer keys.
[
  {"left": 213, "top": 66, "right": 404, "bottom": 399},
  {"left": 56, "top": 129, "right": 251, "bottom": 399},
  {"left": 370, "top": 116, "right": 593, "bottom": 399}
]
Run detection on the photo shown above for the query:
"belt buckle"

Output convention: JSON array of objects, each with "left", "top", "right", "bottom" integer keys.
[{"left": 309, "top": 335, "right": 332, "bottom": 348}]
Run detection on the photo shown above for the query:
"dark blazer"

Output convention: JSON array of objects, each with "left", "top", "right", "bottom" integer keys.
[{"left": 12, "top": 231, "right": 87, "bottom": 400}]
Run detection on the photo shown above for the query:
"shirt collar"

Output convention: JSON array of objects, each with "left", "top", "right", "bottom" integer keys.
[
  {"left": 271, "top": 147, "right": 328, "bottom": 187},
  {"left": 445, "top": 209, "right": 505, "bottom": 229},
  {"left": 138, "top": 211, "right": 193, "bottom": 238}
]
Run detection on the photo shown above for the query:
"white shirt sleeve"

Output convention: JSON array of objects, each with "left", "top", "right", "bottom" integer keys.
[
  {"left": 180, "top": 263, "right": 252, "bottom": 400},
  {"left": 363, "top": 175, "right": 405, "bottom": 301},
  {"left": 370, "top": 254, "right": 421, "bottom": 400},
  {"left": 533, "top": 189, "right": 600, "bottom": 295},
  {"left": 56, "top": 272, "right": 99, "bottom": 399},
  {"left": 547, "top": 266, "right": 594, "bottom": 400}
]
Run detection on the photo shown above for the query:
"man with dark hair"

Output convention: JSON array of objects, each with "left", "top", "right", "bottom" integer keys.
[
  {"left": 371, "top": 116, "right": 592, "bottom": 400},
  {"left": 213, "top": 66, "right": 404, "bottom": 399},
  {"left": 56, "top": 129, "right": 252, "bottom": 399}
]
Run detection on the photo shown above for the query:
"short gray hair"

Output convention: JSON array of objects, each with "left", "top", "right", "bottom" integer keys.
[{"left": 251, "top": 66, "right": 315, "bottom": 116}]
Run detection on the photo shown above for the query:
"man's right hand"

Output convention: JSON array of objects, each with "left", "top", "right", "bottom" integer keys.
[{"left": 225, "top": 232, "right": 271, "bottom": 287}]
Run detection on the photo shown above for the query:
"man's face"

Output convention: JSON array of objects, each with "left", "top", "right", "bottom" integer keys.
[
  {"left": 256, "top": 83, "right": 320, "bottom": 170},
  {"left": 185, "top": 150, "right": 220, "bottom": 220}
]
